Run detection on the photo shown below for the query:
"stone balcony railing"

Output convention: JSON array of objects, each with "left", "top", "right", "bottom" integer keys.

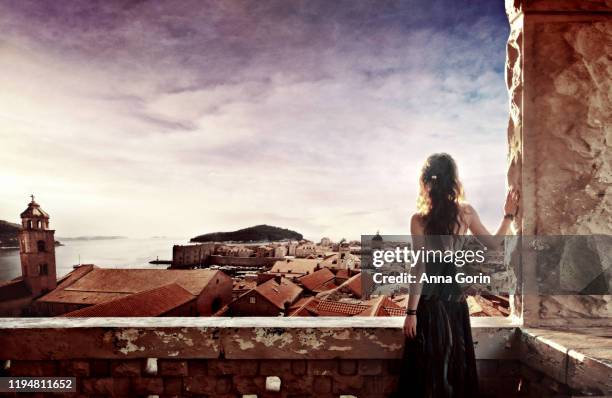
[{"left": 0, "top": 317, "right": 610, "bottom": 397}]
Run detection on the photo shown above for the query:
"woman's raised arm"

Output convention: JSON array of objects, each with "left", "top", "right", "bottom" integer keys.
[{"left": 465, "top": 188, "right": 519, "bottom": 248}]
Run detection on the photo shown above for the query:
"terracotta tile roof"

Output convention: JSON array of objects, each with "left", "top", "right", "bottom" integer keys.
[
  {"left": 55, "top": 264, "right": 96, "bottom": 289},
  {"left": 38, "top": 268, "right": 221, "bottom": 305},
  {"left": 233, "top": 279, "right": 257, "bottom": 292},
  {"left": 60, "top": 283, "right": 195, "bottom": 317},
  {"left": 289, "top": 295, "right": 405, "bottom": 317},
  {"left": 289, "top": 293, "right": 509, "bottom": 318},
  {"left": 392, "top": 294, "right": 409, "bottom": 307},
  {"left": 288, "top": 296, "right": 318, "bottom": 316},
  {"left": 38, "top": 290, "right": 129, "bottom": 305},
  {"left": 68, "top": 268, "right": 217, "bottom": 294},
  {"left": 255, "top": 277, "right": 302, "bottom": 310},
  {"left": 337, "top": 272, "right": 363, "bottom": 298},
  {"left": 357, "top": 296, "right": 404, "bottom": 316},
  {"left": 270, "top": 259, "right": 319, "bottom": 276},
  {"left": 0, "top": 278, "right": 31, "bottom": 301},
  {"left": 298, "top": 268, "right": 335, "bottom": 292},
  {"left": 383, "top": 306, "right": 406, "bottom": 316},
  {"left": 335, "top": 269, "right": 350, "bottom": 279},
  {"left": 356, "top": 296, "right": 385, "bottom": 316},
  {"left": 316, "top": 279, "right": 339, "bottom": 292},
  {"left": 315, "top": 300, "right": 370, "bottom": 316}
]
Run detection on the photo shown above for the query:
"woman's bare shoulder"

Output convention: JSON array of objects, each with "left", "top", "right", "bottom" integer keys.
[
  {"left": 460, "top": 202, "right": 479, "bottom": 221},
  {"left": 410, "top": 212, "right": 424, "bottom": 223},
  {"left": 410, "top": 213, "right": 425, "bottom": 233},
  {"left": 460, "top": 202, "right": 476, "bottom": 214}
]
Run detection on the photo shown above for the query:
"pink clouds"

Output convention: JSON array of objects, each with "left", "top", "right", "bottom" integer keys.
[{"left": 0, "top": 1, "right": 510, "bottom": 240}]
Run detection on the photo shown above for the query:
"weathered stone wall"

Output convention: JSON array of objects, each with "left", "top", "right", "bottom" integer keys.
[
  {"left": 3, "top": 357, "right": 571, "bottom": 397},
  {"left": 1, "top": 318, "right": 610, "bottom": 396},
  {"left": 4, "top": 358, "right": 400, "bottom": 397},
  {"left": 519, "top": 327, "right": 612, "bottom": 396},
  {"left": 208, "top": 254, "right": 281, "bottom": 267},
  {"left": 0, "top": 318, "right": 517, "bottom": 397},
  {"left": 172, "top": 243, "right": 215, "bottom": 268},
  {"left": 506, "top": 0, "right": 612, "bottom": 327}
]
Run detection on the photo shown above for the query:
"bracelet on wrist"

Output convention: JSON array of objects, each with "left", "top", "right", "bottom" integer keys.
[
  {"left": 504, "top": 213, "right": 514, "bottom": 220},
  {"left": 406, "top": 309, "right": 417, "bottom": 315}
]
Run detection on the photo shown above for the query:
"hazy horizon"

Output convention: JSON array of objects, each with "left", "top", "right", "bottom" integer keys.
[{"left": 0, "top": 0, "right": 510, "bottom": 241}]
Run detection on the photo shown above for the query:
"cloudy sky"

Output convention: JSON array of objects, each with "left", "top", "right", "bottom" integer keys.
[{"left": 0, "top": 0, "right": 510, "bottom": 240}]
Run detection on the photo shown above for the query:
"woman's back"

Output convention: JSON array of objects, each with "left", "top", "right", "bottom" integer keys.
[{"left": 397, "top": 153, "right": 518, "bottom": 398}]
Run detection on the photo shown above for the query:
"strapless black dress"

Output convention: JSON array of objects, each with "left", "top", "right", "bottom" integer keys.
[{"left": 394, "top": 258, "right": 479, "bottom": 398}]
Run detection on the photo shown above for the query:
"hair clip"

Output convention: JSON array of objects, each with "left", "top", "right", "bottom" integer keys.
[{"left": 431, "top": 175, "right": 437, "bottom": 180}]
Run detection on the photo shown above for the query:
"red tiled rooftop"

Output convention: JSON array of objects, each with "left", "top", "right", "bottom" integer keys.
[
  {"left": 233, "top": 279, "right": 257, "bottom": 292},
  {"left": 289, "top": 295, "right": 405, "bottom": 317},
  {"left": 55, "top": 264, "right": 96, "bottom": 289},
  {"left": 392, "top": 294, "right": 409, "bottom": 307},
  {"left": 315, "top": 279, "right": 339, "bottom": 292},
  {"left": 39, "top": 290, "right": 129, "bottom": 305},
  {"left": 60, "top": 283, "right": 195, "bottom": 317},
  {"left": 38, "top": 267, "right": 221, "bottom": 305},
  {"left": 270, "top": 259, "right": 319, "bottom": 276},
  {"left": 315, "top": 300, "right": 370, "bottom": 316},
  {"left": 357, "top": 296, "right": 404, "bottom": 316},
  {"left": 256, "top": 277, "right": 303, "bottom": 310},
  {"left": 336, "top": 272, "right": 364, "bottom": 298},
  {"left": 288, "top": 296, "right": 318, "bottom": 316},
  {"left": 298, "top": 268, "right": 335, "bottom": 291},
  {"left": 65, "top": 268, "right": 217, "bottom": 294},
  {"left": 0, "top": 278, "right": 31, "bottom": 302},
  {"left": 383, "top": 306, "right": 407, "bottom": 316},
  {"left": 335, "top": 269, "right": 350, "bottom": 279}
]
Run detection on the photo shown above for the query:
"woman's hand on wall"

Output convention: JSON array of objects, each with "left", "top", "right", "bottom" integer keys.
[{"left": 504, "top": 188, "right": 520, "bottom": 216}]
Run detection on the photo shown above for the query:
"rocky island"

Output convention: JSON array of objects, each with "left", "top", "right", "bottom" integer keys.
[
  {"left": 191, "top": 224, "right": 303, "bottom": 243},
  {"left": 0, "top": 220, "right": 20, "bottom": 248}
]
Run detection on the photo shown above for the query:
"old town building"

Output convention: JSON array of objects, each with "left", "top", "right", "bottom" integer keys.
[
  {"left": 227, "top": 276, "right": 303, "bottom": 316},
  {"left": 35, "top": 266, "right": 232, "bottom": 316}
]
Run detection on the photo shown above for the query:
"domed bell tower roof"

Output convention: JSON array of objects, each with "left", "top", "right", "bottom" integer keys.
[
  {"left": 371, "top": 231, "right": 383, "bottom": 242},
  {"left": 20, "top": 195, "right": 49, "bottom": 219}
]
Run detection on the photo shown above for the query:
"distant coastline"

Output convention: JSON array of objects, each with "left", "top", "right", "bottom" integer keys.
[
  {"left": 57, "top": 236, "right": 127, "bottom": 241},
  {"left": 0, "top": 219, "right": 65, "bottom": 249},
  {"left": 1, "top": 241, "right": 64, "bottom": 251}
]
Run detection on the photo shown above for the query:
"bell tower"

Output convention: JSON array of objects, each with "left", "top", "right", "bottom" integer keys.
[{"left": 18, "top": 195, "right": 57, "bottom": 296}]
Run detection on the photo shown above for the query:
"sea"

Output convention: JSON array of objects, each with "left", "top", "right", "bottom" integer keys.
[{"left": 0, "top": 237, "right": 190, "bottom": 282}]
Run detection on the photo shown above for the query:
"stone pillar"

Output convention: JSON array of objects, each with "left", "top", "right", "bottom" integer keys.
[{"left": 506, "top": 0, "right": 612, "bottom": 327}]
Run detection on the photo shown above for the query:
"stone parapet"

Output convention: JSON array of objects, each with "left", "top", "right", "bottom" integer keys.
[
  {"left": 0, "top": 318, "right": 610, "bottom": 396},
  {"left": 0, "top": 317, "right": 519, "bottom": 360}
]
